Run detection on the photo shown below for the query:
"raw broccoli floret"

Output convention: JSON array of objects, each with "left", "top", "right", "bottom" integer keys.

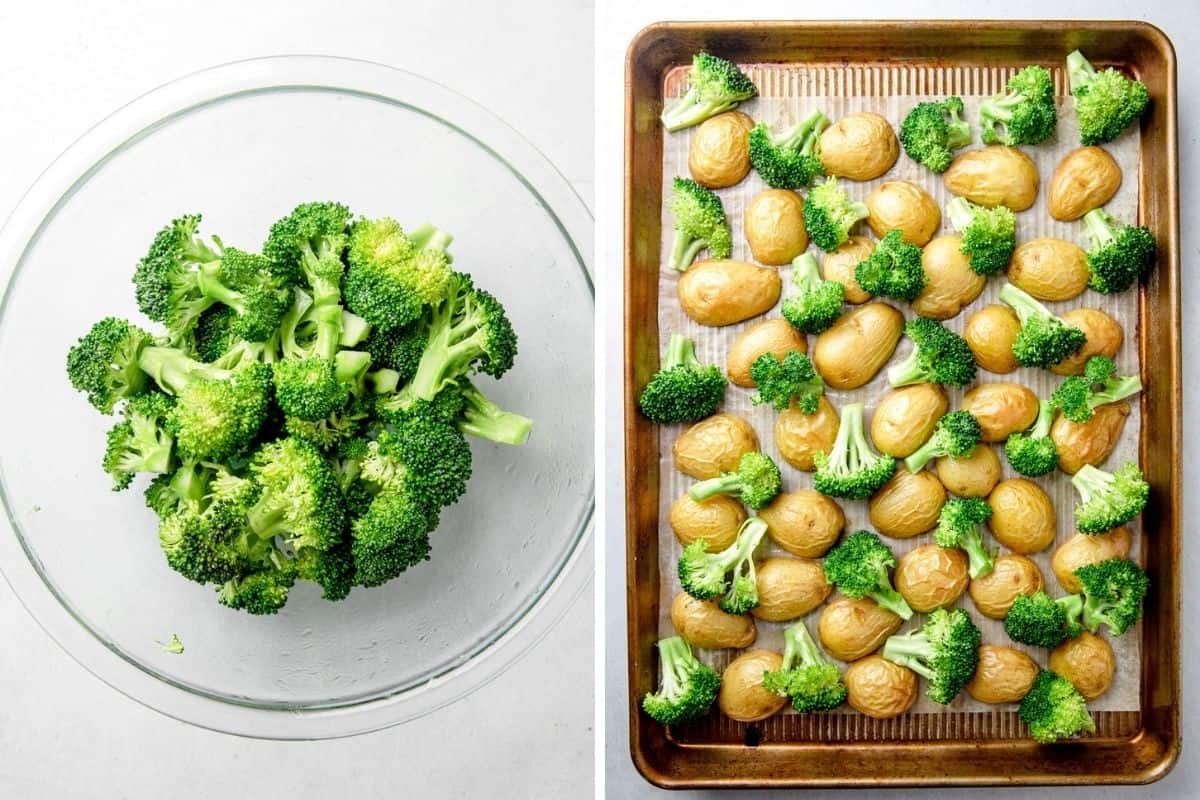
[
  {"left": 132, "top": 214, "right": 222, "bottom": 341},
  {"left": 144, "top": 461, "right": 213, "bottom": 519},
  {"left": 1071, "top": 462, "right": 1149, "bottom": 534},
  {"left": 854, "top": 230, "right": 925, "bottom": 302},
  {"left": 1075, "top": 557, "right": 1149, "bottom": 635},
  {"left": 750, "top": 352, "right": 823, "bottom": 413},
  {"left": 262, "top": 201, "right": 352, "bottom": 305},
  {"left": 1067, "top": 50, "right": 1150, "bottom": 145},
  {"left": 193, "top": 305, "right": 238, "bottom": 363},
  {"left": 934, "top": 496, "right": 996, "bottom": 578},
  {"left": 272, "top": 349, "right": 372, "bottom": 423},
  {"left": 102, "top": 392, "right": 175, "bottom": 491},
  {"left": 1050, "top": 356, "right": 1142, "bottom": 423},
  {"left": 1004, "top": 399, "right": 1059, "bottom": 477},
  {"left": 823, "top": 530, "right": 912, "bottom": 619},
  {"left": 1082, "top": 208, "right": 1156, "bottom": 294},
  {"left": 677, "top": 517, "right": 768, "bottom": 614},
  {"left": 667, "top": 177, "right": 732, "bottom": 271},
  {"left": 343, "top": 218, "right": 454, "bottom": 331},
  {"left": 944, "top": 196, "right": 1016, "bottom": 276},
  {"left": 361, "top": 416, "right": 473, "bottom": 510},
  {"left": 780, "top": 251, "right": 844, "bottom": 334},
  {"left": 812, "top": 402, "right": 897, "bottom": 500},
  {"left": 642, "top": 637, "right": 722, "bottom": 724},
  {"left": 363, "top": 320, "right": 427, "bottom": 382},
  {"left": 882, "top": 608, "right": 981, "bottom": 704},
  {"left": 351, "top": 488, "right": 436, "bottom": 587},
  {"left": 1004, "top": 591, "right": 1084, "bottom": 648},
  {"left": 195, "top": 247, "right": 291, "bottom": 343},
  {"left": 887, "top": 317, "right": 977, "bottom": 388},
  {"left": 899, "top": 97, "right": 971, "bottom": 173},
  {"left": 457, "top": 380, "right": 533, "bottom": 446},
  {"left": 905, "top": 411, "right": 982, "bottom": 473},
  {"left": 803, "top": 177, "right": 869, "bottom": 252},
  {"left": 1019, "top": 669, "right": 1096, "bottom": 743},
  {"left": 218, "top": 570, "right": 296, "bottom": 615},
  {"left": 689, "top": 452, "right": 781, "bottom": 511},
  {"left": 66, "top": 317, "right": 151, "bottom": 413},
  {"left": 761, "top": 620, "right": 847, "bottom": 712},
  {"left": 660, "top": 52, "right": 757, "bottom": 132},
  {"left": 638, "top": 333, "right": 727, "bottom": 424},
  {"left": 246, "top": 437, "right": 346, "bottom": 557},
  {"left": 978, "top": 65, "right": 1057, "bottom": 146},
  {"left": 748, "top": 110, "right": 829, "bottom": 188},
  {"left": 999, "top": 283, "right": 1087, "bottom": 368}
]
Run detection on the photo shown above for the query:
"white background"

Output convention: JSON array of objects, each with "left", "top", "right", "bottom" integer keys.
[
  {"left": 0, "top": 2, "right": 593, "bottom": 798},
  {"left": 597, "top": 1, "right": 1197, "bottom": 798}
]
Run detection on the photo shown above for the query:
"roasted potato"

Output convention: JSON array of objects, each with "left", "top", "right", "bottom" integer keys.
[
  {"left": 868, "top": 470, "right": 946, "bottom": 539},
  {"left": 1050, "top": 309, "right": 1124, "bottom": 376},
  {"left": 673, "top": 414, "right": 759, "bottom": 479},
  {"left": 845, "top": 655, "right": 917, "bottom": 719},
  {"left": 752, "top": 557, "right": 832, "bottom": 622},
  {"left": 895, "top": 544, "right": 969, "bottom": 612},
  {"left": 726, "top": 318, "right": 807, "bottom": 387},
  {"left": 866, "top": 181, "right": 941, "bottom": 246},
  {"left": 965, "top": 645, "right": 1039, "bottom": 704},
  {"left": 1051, "top": 528, "right": 1132, "bottom": 593},
  {"left": 1008, "top": 238, "right": 1090, "bottom": 302},
  {"left": 820, "top": 112, "right": 899, "bottom": 181},
  {"left": 912, "top": 235, "right": 986, "bottom": 319},
  {"left": 821, "top": 236, "right": 874, "bottom": 303},
  {"left": 1048, "top": 146, "right": 1122, "bottom": 221},
  {"left": 935, "top": 445, "right": 1002, "bottom": 498},
  {"left": 870, "top": 384, "right": 948, "bottom": 458},
  {"left": 818, "top": 596, "right": 903, "bottom": 662},
  {"left": 812, "top": 303, "right": 904, "bottom": 389},
  {"left": 965, "top": 305, "right": 1021, "bottom": 374},
  {"left": 1052, "top": 400, "right": 1131, "bottom": 474},
  {"left": 988, "top": 479, "right": 1056, "bottom": 554},
  {"left": 1049, "top": 632, "right": 1115, "bottom": 700},
  {"left": 745, "top": 189, "right": 808, "bottom": 265},
  {"left": 670, "top": 592, "right": 757, "bottom": 650},
  {"left": 775, "top": 396, "right": 839, "bottom": 471},
  {"left": 944, "top": 146, "right": 1039, "bottom": 211},
  {"left": 719, "top": 649, "right": 788, "bottom": 722},
  {"left": 670, "top": 493, "right": 747, "bottom": 550},
  {"left": 758, "top": 489, "right": 845, "bottom": 557},
  {"left": 961, "top": 383, "right": 1040, "bottom": 443},
  {"left": 678, "top": 259, "right": 782, "bottom": 326},
  {"left": 688, "top": 111, "right": 755, "bottom": 188},
  {"left": 969, "top": 554, "right": 1044, "bottom": 619}
]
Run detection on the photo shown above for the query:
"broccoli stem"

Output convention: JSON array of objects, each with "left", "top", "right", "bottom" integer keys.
[
  {"left": 776, "top": 110, "right": 829, "bottom": 151},
  {"left": 1071, "top": 465, "right": 1113, "bottom": 506},
  {"left": 126, "top": 414, "right": 174, "bottom": 474},
  {"left": 945, "top": 197, "right": 975, "bottom": 233},
  {"left": 946, "top": 118, "right": 972, "bottom": 149},
  {"left": 792, "top": 251, "right": 821, "bottom": 290},
  {"left": 657, "top": 636, "right": 691, "bottom": 696},
  {"left": 339, "top": 310, "right": 372, "bottom": 347},
  {"left": 881, "top": 630, "right": 935, "bottom": 679},
  {"left": 999, "top": 282, "right": 1051, "bottom": 326},
  {"left": 1083, "top": 209, "right": 1117, "bottom": 248},
  {"left": 195, "top": 262, "right": 244, "bottom": 312},
  {"left": 904, "top": 435, "right": 944, "bottom": 473},
  {"left": 781, "top": 621, "right": 824, "bottom": 672},
  {"left": 689, "top": 473, "right": 742, "bottom": 502},
  {"left": 1093, "top": 375, "right": 1143, "bottom": 407},
  {"left": 1030, "top": 399, "right": 1055, "bottom": 439},
  {"left": 869, "top": 584, "right": 914, "bottom": 621},
  {"left": 169, "top": 462, "right": 210, "bottom": 506},
  {"left": 886, "top": 346, "right": 928, "bottom": 387},
  {"left": 137, "top": 346, "right": 228, "bottom": 395},
  {"left": 310, "top": 303, "right": 343, "bottom": 361},
  {"left": 1058, "top": 593, "right": 1085, "bottom": 628},
  {"left": 661, "top": 88, "right": 712, "bottom": 133},
  {"left": 960, "top": 528, "right": 994, "bottom": 579},
  {"left": 459, "top": 384, "right": 533, "bottom": 446},
  {"left": 1066, "top": 50, "right": 1095, "bottom": 94},
  {"left": 663, "top": 333, "right": 699, "bottom": 370},
  {"left": 368, "top": 368, "right": 401, "bottom": 395}
]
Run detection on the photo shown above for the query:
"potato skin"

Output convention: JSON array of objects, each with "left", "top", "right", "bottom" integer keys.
[
  {"left": 1050, "top": 309, "right": 1124, "bottom": 376},
  {"left": 965, "top": 305, "right": 1021, "bottom": 374},
  {"left": 775, "top": 395, "right": 839, "bottom": 471},
  {"left": 1052, "top": 528, "right": 1132, "bottom": 593},
  {"left": 868, "top": 470, "right": 947, "bottom": 539},
  {"left": 1009, "top": 238, "right": 1090, "bottom": 302},
  {"left": 944, "top": 146, "right": 1040, "bottom": 211},
  {"left": 752, "top": 557, "right": 832, "bottom": 622},
  {"left": 822, "top": 236, "right": 874, "bottom": 303},
  {"left": 1048, "top": 146, "right": 1122, "bottom": 221},
  {"left": 745, "top": 189, "right": 808, "bottom": 265},
  {"left": 812, "top": 303, "right": 904, "bottom": 389},
  {"left": 669, "top": 493, "right": 747, "bottom": 550},
  {"left": 969, "top": 554, "right": 1044, "bottom": 619},
  {"left": 719, "top": 649, "right": 788, "bottom": 722},
  {"left": 726, "top": 318, "right": 807, "bottom": 387},
  {"left": 936, "top": 445, "right": 1002, "bottom": 498},
  {"left": 1049, "top": 632, "right": 1116, "bottom": 700},
  {"left": 845, "top": 655, "right": 917, "bottom": 719},
  {"left": 688, "top": 111, "right": 754, "bottom": 188},
  {"left": 988, "top": 479, "right": 1056, "bottom": 554},
  {"left": 866, "top": 181, "right": 941, "bottom": 246},
  {"left": 819, "top": 112, "right": 899, "bottom": 181},
  {"left": 966, "top": 645, "right": 1039, "bottom": 704},
  {"left": 1052, "top": 401, "right": 1131, "bottom": 474},
  {"left": 678, "top": 259, "right": 782, "bottom": 326},
  {"left": 758, "top": 489, "right": 845, "bottom": 557},
  {"left": 673, "top": 414, "right": 759, "bottom": 479},
  {"left": 871, "top": 384, "right": 948, "bottom": 458},
  {"left": 818, "top": 596, "right": 903, "bottom": 662},
  {"left": 961, "top": 383, "right": 1040, "bottom": 443},
  {"left": 670, "top": 592, "right": 757, "bottom": 650},
  {"left": 913, "top": 235, "right": 986, "bottom": 319},
  {"left": 895, "top": 544, "right": 969, "bottom": 612}
]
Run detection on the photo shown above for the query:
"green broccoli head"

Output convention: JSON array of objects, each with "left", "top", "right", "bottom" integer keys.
[
  {"left": 102, "top": 392, "right": 175, "bottom": 490},
  {"left": 246, "top": 436, "right": 346, "bottom": 555},
  {"left": 1076, "top": 557, "right": 1149, "bottom": 636},
  {"left": 262, "top": 201, "right": 352, "bottom": 305},
  {"left": 750, "top": 351, "right": 824, "bottom": 413},
  {"left": 344, "top": 217, "right": 454, "bottom": 331},
  {"left": 882, "top": 608, "right": 981, "bottom": 704},
  {"left": 761, "top": 620, "right": 846, "bottom": 712},
  {"left": 1019, "top": 669, "right": 1096, "bottom": 743},
  {"left": 999, "top": 283, "right": 1087, "bottom": 368},
  {"left": 899, "top": 97, "right": 971, "bottom": 173},
  {"left": 979, "top": 65, "right": 1057, "bottom": 146},
  {"left": 933, "top": 496, "right": 996, "bottom": 578},
  {"left": 642, "top": 637, "right": 722, "bottom": 724},
  {"left": 688, "top": 452, "right": 781, "bottom": 511},
  {"left": 67, "top": 317, "right": 152, "bottom": 413},
  {"left": 1050, "top": 355, "right": 1142, "bottom": 423},
  {"left": 748, "top": 110, "right": 829, "bottom": 188},
  {"left": 1067, "top": 50, "right": 1150, "bottom": 146},
  {"left": 1004, "top": 399, "right": 1060, "bottom": 477},
  {"left": 1082, "top": 209, "right": 1156, "bottom": 294},
  {"left": 887, "top": 317, "right": 977, "bottom": 388},
  {"left": 822, "top": 530, "right": 912, "bottom": 619},
  {"left": 780, "top": 251, "right": 844, "bottom": 334},
  {"left": 944, "top": 196, "right": 1016, "bottom": 276},
  {"left": 638, "top": 333, "right": 727, "bottom": 424},
  {"left": 166, "top": 363, "right": 272, "bottom": 463},
  {"left": 677, "top": 517, "right": 768, "bottom": 613},
  {"left": 363, "top": 320, "right": 427, "bottom": 382},
  {"left": 668, "top": 177, "right": 732, "bottom": 271},
  {"left": 1071, "top": 462, "right": 1149, "bottom": 534},
  {"left": 195, "top": 248, "right": 290, "bottom": 343},
  {"left": 803, "top": 177, "right": 869, "bottom": 252},
  {"left": 812, "top": 402, "right": 897, "bottom": 500},
  {"left": 218, "top": 569, "right": 297, "bottom": 615},
  {"left": 904, "top": 411, "right": 982, "bottom": 473},
  {"left": 1004, "top": 591, "right": 1084, "bottom": 648},
  {"left": 132, "top": 214, "right": 221, "bottom": 339},
  {"left": 351, "top": 488, "right": 436, "bottom": 588},
  {"left": 854, "top": 230, "right": 925, "bottom": 301},
  {"left": 660, "top": 52, "right": 757, "bottom": 132},
  {"left": 273, "top": 357, "right": 349, "bottom": 422}
]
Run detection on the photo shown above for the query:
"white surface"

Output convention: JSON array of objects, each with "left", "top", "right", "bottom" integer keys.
[
  {"left": 0, "top": 1, "right": 593, "bottom": 797},
  {"left": 597, "top": 1, "right": 1197, "bottom": 797}
]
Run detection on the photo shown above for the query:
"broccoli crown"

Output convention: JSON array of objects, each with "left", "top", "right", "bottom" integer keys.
[
  {"left": 195, "top": 248, "right": 290, "bottom": 343},
  {"left": 246, "top": 437, "right": 346, "bottom": 555},
  {"left": 218, "top": 570, "right": 296, "bottom": 615},
  {"left": 887, "top": 317, "right": 977, "bottom": 388},
  {"left": 1082, "top": 209, "right": 1156, "bottom": 294},
  {"left": 904, "top": 411, "right": 982, "bottom": 473},
  {"left": 660, "top": 52, "right": 757, "bottom": 132},
  {"left": 364, "top": 415, "right": 473, "bottom": 509},
  {"left": 1067, "top": 50, "right": 1150, "bottom": 145},
  {"left": 688, "top": 452, "right": 782, "bottom": 511},
  {"left": 812, "top": 402, "right": 897, "bottom": 500},
  {"left": 853, "top": 230, "right": 926, "bottom": 301},
  {"left": 803, "top": 177, "right": 869, "bottom": 252},
  {"left": 102, "top": 392, "right": 175, "bottom": 491},
  {"left": 677, "top": 517, "right": 768, "bottom": 613},
  {"left": 638, "top": 333, "right": 727, "bottom": 424},
  {"left": 1019, "top": 669, "right": 1096, "bottom": 743},
  {"left": 273, "top": 356, "right": 349, "bottom": 422},
  {"left": 999, "top": 283, "right": 1087, "bottom": 368},
  {"left": 145, "top": 461, "right": 213, "bottom": 519},
  {"left": 747, "top": 110, "right": 829, "bottom": 188},
  {"left": 780, "top": 251, "right": 844, "bottom": 334},
  {"left": 1004, "top": 590, "right": 1084, "bottom": 648},
  {"left": 642, "top": 637, "right": 722, "bottom": 724},
  {"left": 1075, "top": 557, "right": 1149, "bottom": 635},
  {"left": 66, "top": 317, "right": 151, "bottom": 413},
  {"left": 933, "top": 496, "right": 996, "bottom": 578},
  {"left": 750, "top": 351, "right": 824, "bottom": 413},
  {"left": 899, "top": 97, "right": 971, "bottom": 173},
  {"left": 363, "top": 320, "right": 427, "bottom": 382},
  {"left": 132, "top": 214, "right": 221, "bottom": 338},
  {"left": 1004, "top": 398, "right": 1060, "bottom": 477},
  {"left": 351, "top": 488, "right": 436, "bottom": 588},
  {"left": 344, "top": 218, "right": 454, "bottom": 331},
  {"left": 762, "top": 620, "right": 846, "bottom": 712},
  {"left": 667, "top": 177, "right": 732, "bottom": 271},
  {"left": 979, "top": 65, "right": 1057, "bottom": 146},
  {"left": 1071, "top": 462, "right": 1149, "bottom": 534},
  {"left": 1050, "top": 355, "right": 1142, "bottom": 423},
  {"left": 262, "top": 201, "right": 351, "bottom": 307},
  {"left": 945, "top": 196, "right": 1016, "bottom": 276},
  {"left": 822, "top": 530, "right": 913, "bottom": 619},
  {"left": 882, "top": 608, "right": 981, "bottom": 704},
  {"left": 193, "top": 305, "right": 239, "bottom": 363},
  {"left": 163, "top": 361, "right": 272, "bottom": 463}
]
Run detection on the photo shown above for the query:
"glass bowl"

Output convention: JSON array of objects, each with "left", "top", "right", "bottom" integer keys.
[{"left": 0, "top": 56, "right": 592, "bottom": 739}]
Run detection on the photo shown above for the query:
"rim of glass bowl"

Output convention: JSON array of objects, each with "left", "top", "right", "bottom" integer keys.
[{"left": 0, "top": 55, "right": 594, "bottom": 740}]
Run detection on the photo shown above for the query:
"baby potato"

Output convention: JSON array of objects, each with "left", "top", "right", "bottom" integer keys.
[
  {"left": 895, "top": 544, "right": 969, "bottom": 612},
  {"left": 775, "top": 396, "right": 839, "bottom": 471},
  {"left": 818, "top": 596, "right": 903, "bottom": 662},
  {"left": 670, "top": 493, "right": 747, "bottom": 550},
  {"left": 936, "top": 445, "right": 1002, "bottom": 498},
  {"left": 871, "top": 384, "right": 948, "bottom": 458},
  {"left": 866, "top": 181, "right": 941, "bottom": 246},
  {"left": 961, "top": 383, "right": 1040, "bottom": 443},
  {"left": 812, "top": 303, "right": 904, "bottom": 389},
  {"left": 969, "top": 554, "right": 1044, "bottom": 619},
  {"left": 1050, "top": 309, "right": 1124, "bottom": 376},
  {"left": 673, "top": 413, "right": 759, "bottom": 479},
  {"left": 944, "top": 146, "right": 1039, "bottom": 211},
  {"left": 819, "top": 112, "right": 899, "bottom": 181},
  {"left": 678, "top": 259, "right": 782, "bottom": 327},
  {"left": 670, "top": 592, "right": 757, "bottom": 650},
  {"left": 744, "top": 189, "right": 808, "bottom": 265},
  {"left": 758, "top": 489, "right": 845, "bottom": 557},
  {"left": 1049, "top": 632, "right": 1116, "bottom": 700},
  {"left": 912, "top": 235, "right": 986, "bottom": 319},
  {"left": 822, "top": 236, "right": 874, "bottom": 303},
  {"left": 719, "top": 649, "right": 788, "bottom": 722},
  {"left": 988, "top": 479, "right": 1056, "bottom": 554},
  {"left": 1052, "top": 528, "right": 1132, "bottom": 594},
  {"left": 1048, "top": 146, "right": 1122, "bottom": 221},
  {"left": 1008, "top": 238, "right": 1090, "bottom": 302},
  {"left": 752, "top": 557, "right": 832, "bottom": 622},
  {"left": 688, "top": 111, "right": 755, "bottom": 188},
  {"left": 845, "top": 655, "right": 917, "bottom": 719},
  {"left": 1052, "top": 400, "right": 1131, "bottom": 474},
  {"left": 726, "top": 318, "right": 807, "bottom": 387},
  {"left": 868, "top": 470, "right": 946, "bottom": 539},
  {"left": 965, "top": 305, "right": 1021, "bottom": 374},
  {"left": 965, "top": 645, "right": 1040, "bottom": 704}
]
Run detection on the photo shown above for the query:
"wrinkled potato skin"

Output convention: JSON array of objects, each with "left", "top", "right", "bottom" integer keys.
[
  {"left": 868, "top": 471, "right": 947, "bottom": 539},
  {"left": 1009, "top": 238, "right": 1090, "bottom": 302},
  {"left": 969, "top": 554, "right": 1045, "bottom": 619},
  {"left": 670, "top": 592, "right": 757, "bottom": 650},
  {"left": 1052, "top": 528, "right": 1132, "bottom": 593},
  {"left": 726, "top": 319, "right": 808, "bottom": 387},
  {"left": 966, "top": 645, "right": 1040, "bottom": 704},
  {"left": 759, "top": 489, "right": 845, "bottom": 557},
  {"left": 845, "top": 656, "right": 917, "bottom": 719},
  {"left": 965, "top": 305, "right": 1021, "bottom": 374},
  {"left": 866, "top": 181, "right": 941, "bottom": 246},
  {"left": 752, "top": 558, "right": 832, "bottom": 622},
  {"left": 813, "top": 303, "right": 904, "bottom": 389},
  {"left": 688, "top": 112, "right": 754, "bottom": 188},
  {"left": 871, "top": 385, "right": 948, "bottom": 457},
  {"left": 1052, "top": 401, "right": 1131, "bottom": 474},
  {"left": 818, "top": 597, "right": 903, "bottom": 662},
  {"left": 895, "top": 545, "right": 969, "bottom": 612},
  {"left": 1050, "top": 309, "right": 1124, "bottom": 376},
  {"left": 819, "top": 112, "right": 899, "bottom": 181},
  {"left": 961, "top": 383, "right": 1040, "bottom": 443},
  {"left": 822, "top": 236, "right": 874, "bottom": 303},
  {"left": 673, "top": 414, "right": 759, "bottom": 479},
  {"left": 944, "top": 146, "right": 1039, "bottom": 211},
  {"left": 1049, "top": 632, "right": 1116, "bottom": 700},
  {"left": 678, "top": 260, "right": 782, "bottom": 327},
  {"left": 775, "top": 396, "right": 839, "bottom": 471},
  {"left": 745, "top": 190, "right": 808, "bottom": 265},
  {"left": 1049, "top": 146, "right": 1122, "bottom": 221},
  {"left": 988, "top": 479, "right": 1056, "bottom": 554},
  {"left": 719, "top": 650, "right": 788, "bottom": 722},
  {"left": 936, "top": 445, "right": 1002, "bottom": 498},
  {"left": 669, "top": 494, "right": 746, "bottom": 550},
  {"left": 913, "top": 235, "right": 986, "bottom": 319}
]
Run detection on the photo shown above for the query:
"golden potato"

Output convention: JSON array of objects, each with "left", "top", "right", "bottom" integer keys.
[
  {"left": 1048, "top": 146, "right": 1122, "bottom": 221},
  {"left": 1052, "top": 401, "right": 1131, "bottom": 474},
  {"left": 673, "top": 414, "right": 759, "bottom": 479},
  {"left": 936, "top": 445, "right": 1002, "bottom": 498},
  {"left": 871, "top": 385, "right": 948, "bottom": 458},
  {"left": 818, "top": 596, "right": 903, "bottom": 662},
  {"left": 866, "top": 181, "right": 941, "bottom": 246},
  {"left": 1008, "top": 238, "right": 1090, "bottom": 302},
  {"left": 670, "top": 592, "right": 757, "bottom": 650},
  {"left": 1050, "top": 309, "right": 1124, "bottom": 376},
  {"left": 969, "top": 554, "right": 1044, "bottom": 619},
  {"left": 688, "top": 111, "right": 755, "bottom": 188},
  {"left": 775, "top": 395, "right": 839, "bottom": 471},
  {"left": 912, "top": 235, "right": 986, "bottom": 319},
  {"left": 678, "top": 259, "right": 782, "bottom": 326},
  {"left": 758, "top": 489, "right": 845, "bottom": 557},
  {"left": 895, "top": 544, "right": 969, "bottom": 612},
  {"left": 1052, "top": 528, "right": 1132, "bottom": 593},
  {"left": 961, "top": 383, "right": 1040, "bottom": 443},
  {"left": 744, "top": 189, "right": 808, "bottom": 265},
  {"left": 819, "top": 112, "right": 899, "bottom": 181},
  {"left": 868, "top": 470, "right": 946, "bottom": 539},
  {"left": 726, "top": 318, "right": 807, "bottom": 387},
  {"left": 965, "top": 645, "right": 1039, "bottom": 704},
  {"left": 812, "top": 303, "right": 904, "bottom": 389},
  {"left": 719, "top": 649, "right": 788, "bottom": 722},
  {"left": 988, "top": 479, "right": 1056, "bottom": 554},
  {"left": 965, "top": 305, "right": 1021, "bottom": 374},
  {"left": 944, "top": 146, "right": 1039, "bottom": 211},
  {"left": 1049, "top": 632, "right": 1116, "bottom": 700},
  {"left": 752, "top": 557, "right": 832, "bottom": 622},
  {"left": 845, "top": 655, "right": 917, "bottom": 719},
  {"left": 821, "top": 236, "right": 874, "bottom": 303},
  {"left": 670, "top": 493, "right": 747, "bottom": 550}
]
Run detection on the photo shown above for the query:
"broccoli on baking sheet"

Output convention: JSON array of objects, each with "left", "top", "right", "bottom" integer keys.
[
  {"left": 642, "top": 636, "right": 722, "bottom": 725},
  {"left": 882, "top": 608, "right": 981, "bottom": 704},
  {"left": 904, "top": 411, "right": 982, "bottom": 474},
  {"left": 660, "top": 52, "right": 757, "bottom": 132},
  {"left": 748, "top": 110, "right": 829, "bottom": 188},
  {"left": 1082, "top": 208, "right": 1156, "bottom": 295},
  {"left": 1004, "top": 399, "right": 1059, "bottom": 477},
  {"left": 1066, "top": 50, "right": 1150, "bottom": 145},
  {"left": 803, "top": 177, "right": 869, "bottom": 253},
  {"left": 822, "top": 530, "right": 913, "bottom": 620},
  {"left": 899, "top": 97, "right": 971, "bottom": 173},
  {"left": 887, "top": 317, "right": 977, "bottom": 389},
  {"left": 978, "top": 65, "right": 1057, "bottom": 146},
  {"left": 781, "top": 251, "right": 844, "bottom": 335},
  {"left": 812, "top": 403, "right": 896, "bottom": 500},
  {"left": 638, "top": 333, "right": 727, "bottom": 424},
  {"left": 944, "top": 196, "right": 1015, "bottom": 276},
  {"left": 667, "top": 177, "right": 732, "bottom": 271},
  {"left": 677, "top": 517, "right": 770, "bottom": 614},
  {"left": 998, "top": 283, "right": 1087, "bottom": 369},
  {"left": 854, "top": 230, "right": 925, "bottom": 302},
  {"left": 762, "top": 620, "right": 847, "bottom": 712},
  {"left": 1019, "top": 670, "right": 1096, "bottom": 743}
]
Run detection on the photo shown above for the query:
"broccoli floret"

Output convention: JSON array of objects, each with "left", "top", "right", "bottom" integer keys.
[
  {"left": 132, "top": 215, "right": 221, "bottom": 341},
  {"left": 748, "top": 110, "right": 829, "bottom": 188},
  {"left": 761, "top": 620, "right": 846, "bottom": 712},
  {"left": 780, "top": 252, "right": 844, "bottom": 334},
  {"left": 638, "top": 333, "right": 727, "bottom": 424},
  {"left": 1004, "top": 399, "right": 1059, "bottom": 477},
  {"left": 457, "top": 380, "right": 533, "bottom": 446},
  {"left": 812, "top": 402, "right": 896, "bottom": 500},
  {"left": 363, "top": 320, "right": 427, "bottom": 382},
  {"left": 1071, "top": 462, "right": 1149, "bottom": 534},
  {"left": 978, "top": 65, "right": 1057, "bottom": 146},
  {"left": 193, "top": 305, "right": 238, "bottom": 363},
  {"left": 999, "top": 283, "right": 1087, "bottom": 368},
  {"left": 66, "top": 317, "right": 152, "bottom": 413},
  {"left": 1019, "top": 670, "right": 1096, "bottom": 743},
  {"left": 102, "top": 392, "right": 175, "bottom": 490},
  {"left": 803, "top": 177, "right": 869, "bottom": 252},
  {"left": 1050, "top": 356, "right": 1142, "bottom": 423},
  {"left": 195, "top": 248, "right": 290, "bottom": 343},
  {"left": 1076, "top": 557, "right": 1149, "bottom": 635},
  {"left": 899, "top": 97, "right": 971, "bottom": 173},
  {"left": 750, "top": 352, "right": 823, "bottom": 413},
  {"left": 1082, "top": 208, "right": 1156, "bottom": 294},
  {"left": 1004, "top": 591, "right": 1084, "bottom": 648},
  {"left": 944, "top": 196, "right": 1016, "bottom": 276},
  {"left": 262, "top": 201, "right": 351, "bottom": 305},
  {"left": 688, "top": 452, "right": 781, "bottom": 511},
  {"left": 905, "top": 411, "right": 982, "bottom": 473},
  {"left": 854, "top": 230, "right": 925, "bottom": 301},
  {"left": 667, "top": 177, "right": 732, "bottom": 271},
  {"left": 218, "top": 570, "right": 296, "bottom": 615},
  {"left": 882, "top": 608, "right": 981, "bottom": 704},
  {"left": 361, "top": 417, "right": 473, "bottom": 510},
  {"left": 145, "top": 461, "right": 213, "bottom": 519},
  {"left": 642, "top": 636, "right": 721, "bottom": 724},
  {"left": 1067, "top": 50, "right": 1150, "bottom": 145},
  {"left": 934, "top": 496, "right": 996, "bottom": 578},
  {"left": 823, "top": 531, "right": 912, "bottom": 619},
  {"left": 344, "top": 218, "right": 454, "bottom": 331},
  {"left": 677, "top": 517, "right": 768, "bottom": 613},
  {"left": 660, "top": 52, "right": 757, "bottom": 132},
  {"left": 351, "top": 488, "right": 435, "bottom": 587},
  {"left": 887, "top": 317, "right": 977, "bottom": 388},
  {"left": 245, "top": 437, "right": 345, "bottom": 557}
]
